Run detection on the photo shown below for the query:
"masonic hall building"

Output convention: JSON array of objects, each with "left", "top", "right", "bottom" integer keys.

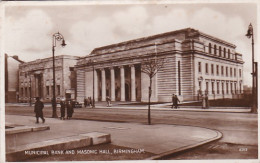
[{"left": 75, "top": 28, "right": 244, "bottom": 103}]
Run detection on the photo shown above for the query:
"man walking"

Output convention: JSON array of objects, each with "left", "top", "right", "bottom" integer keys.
[
  {"left": 34, "top": 97, "right": 45, "bottom": 123},
  {"left": 60, "top": 98, "right": 66, "bottom": 120}
]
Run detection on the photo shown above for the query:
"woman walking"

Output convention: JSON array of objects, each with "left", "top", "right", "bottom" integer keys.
[{"left": 60, "top": 98, "right": 66, "bottom": 120}]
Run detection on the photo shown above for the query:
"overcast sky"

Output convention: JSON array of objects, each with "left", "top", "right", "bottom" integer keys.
[{"left": 3, "top": 2, "right": 258, "bottom": 86}]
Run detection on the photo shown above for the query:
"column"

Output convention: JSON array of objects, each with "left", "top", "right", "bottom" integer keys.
[
  {"left": 110, "top": 67, "right": 115, "bottom": 101},
  {"left": 94, "top": 69, "right": 98, "bottom": 101},
  {"left": 130, "top": 65, "right": 136, "bottom": 101},
  {"left": 101, "top": 69, "right": 106, "bottom": 101},
  {"left": 120, "top": 66, "right": 125, "bottom": 101}
]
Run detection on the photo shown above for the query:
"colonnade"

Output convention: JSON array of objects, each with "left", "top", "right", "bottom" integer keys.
[{"left": 94, "top": 65, "right": 137, "bottom": 102}]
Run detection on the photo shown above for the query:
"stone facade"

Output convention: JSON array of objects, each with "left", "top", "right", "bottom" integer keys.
[
  {"left": 76, "top": 28, "right": 244, "bottom": 102},
  {"left": 18, "top": 55, "right": 79, "bottom": 103}
]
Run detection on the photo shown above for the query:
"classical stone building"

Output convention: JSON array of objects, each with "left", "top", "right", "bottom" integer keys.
[
  {"left": 76, "top": 28, "right": 244, "bottom": 102},
  {"left": 18, "top": 55, "right": 79, "bottom": 103}
]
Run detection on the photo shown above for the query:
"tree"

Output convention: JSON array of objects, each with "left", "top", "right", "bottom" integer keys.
[{"left": 141, "top": 55, "right": 165, "bottom": 125}]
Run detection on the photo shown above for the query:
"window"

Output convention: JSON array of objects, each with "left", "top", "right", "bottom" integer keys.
[
  {"left": 226, "top": 83, "right": 229, "bottom": 94},
  {"left": 234, "top": 83, "right": 237, "bottom": 94},
  {"left": 239, "top": 69, "right": 242, "bottom": 77},
  {"left": 211, "top": 64, "right": 214, "bottom": 75},
  {"left": 231, "top": 83, "right": 233, "bottom": 94},
  {"left": 46, "top": 86, "right": 49, "bottom": 96},
  {"left": 240, "top": 83, "right": 242, "bottom": 93},
  {"left": 212, "top": 82, "right": 214, "bottom": 94},
  {"left": 226, "top": 67, "right": 228, "bottom": 76},
  {"left": 234, "top": 68, "right": 236, "bottom": 77},
  {"left": 224, "top": 48, "right": 226, "bottom": 58},
  {"left": 209, "top": 43, "right": 212, "bottom": 54},
  {"left": 219, "top": 46, "right": 222, "bottom": 57},
  {"left": 214, "top": 45, "right": 217, "bottom": 55},
  {"left": 221, "top": 66, "right": 224, "bottom": 76},
  {"left": 228, "top": 49, "right": 230, "bottom": 59},
  {"left": 230, "top": 68, "right": 232, "bottom": 77},
  {"left": 216, "top": 65, "right": 219, "bottom": 75},
  {"left": 198, "top": 62, "right": 201, "bottom": 73},
  {"left": 21, "top": 88, "right": 23, "bottom": 97},
  {"left": 217, "top": 82, "right": 219, "bottom": 94},
  {"left": 25, "top": 87, "right": 27, "bottom": 97},
  {"left": 205, "top": 63, "right": 208, "bottom": 74},
  {"left": 57, "top": 85, "right": 61, "bottom": 95}
]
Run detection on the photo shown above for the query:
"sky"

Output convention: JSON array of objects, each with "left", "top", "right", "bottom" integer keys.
[{"left": 2, "top": 2, "right": 258, "bottom": 86}]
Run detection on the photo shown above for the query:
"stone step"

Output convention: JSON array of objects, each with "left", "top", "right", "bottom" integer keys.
[{"left": 6, "top": 132, "right": 111, "bottom": 162}]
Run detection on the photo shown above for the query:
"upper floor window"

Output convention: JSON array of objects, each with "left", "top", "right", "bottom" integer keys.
[
  {"left": 219, "top": 46, "right": 222, "bottom": 57},
  {"left": 239, "top": 69, "right": 242, "bottom": 77},
  {"left": 198, "top": 62, "right": 201, "bottom": 73},
  {"left": 224, "top": 48, "right": 226, "bottom": 58},
  {"left": 211, "top": 64, "right": 214, "bottom": 75},
  {"left": 214, "top": 45, "right": 217, "bottom": 55},
  {"left": 226, "top": 67, "right": 228, "bottom": 76},
  {"left": 230, "top": 68, "right": 233, "bottom": 77},
  {"left": 234, "top": 68, "right": 237, "bottom": 77},
  {"left": 209, "top": 43, "right": 212, "bottom": 54},
  {"left": 228, "top": 49, "right": 230, "bottom": 59},
  {"left": 205, "top": 63, "right": 209, "bottom": 74},
  {"left": 221, "top": 66, "right": 224, "bottom": 76},
  {"left": 216, "top": 65, "right": 219, "bottom": 75}
]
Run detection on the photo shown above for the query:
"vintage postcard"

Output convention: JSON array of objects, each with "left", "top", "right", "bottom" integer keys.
[{"left": 1, "top": 0, "right": 259, "bottom": 162}]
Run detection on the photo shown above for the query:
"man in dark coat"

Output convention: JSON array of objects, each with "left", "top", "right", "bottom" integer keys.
[
  {"left": 174, "top": 95, "right": 180, "bottom": 109},
  {"left": 34, "top": 97, "right": 45, "bottom": 123},
  {"left": 66, "top": 100, "right": 74, "bottom": 119},
  {"left": 60, "top": 98, "right": 66, "bottom": 120}
]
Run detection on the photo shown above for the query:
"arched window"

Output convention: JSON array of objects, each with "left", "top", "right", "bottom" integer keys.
[
  {"left": 214, "top": 45, "right": 217, "bottom": 55},
  {"left": 228, "top": 49, "right": 230, "bottom": 59},
  {"left": 223, "top": 48, "right": 226, "bottom": 58},
  {"left": 219, "top": 46, "right": 222, "bottom": 57},
  {"left": 209, "top": 43, "right": 212, "bottom": 54}
]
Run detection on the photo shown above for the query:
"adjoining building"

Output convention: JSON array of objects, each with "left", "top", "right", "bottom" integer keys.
[
  {"left": 18, "top": 55, "right": 79, "bottom": 103},
  {"left": 5, "top": 54, "right": 24, "bottom": 103},
  {"left": 75, "top": 28, "right": 244, "bottom": 103}
]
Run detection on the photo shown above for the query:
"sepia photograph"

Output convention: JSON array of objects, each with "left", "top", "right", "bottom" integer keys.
[{"left": 1, "top": 0, "right": 259, "bottom": 162}]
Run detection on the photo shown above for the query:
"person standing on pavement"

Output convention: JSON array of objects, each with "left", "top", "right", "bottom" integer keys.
[
  {"left": 174, "top": 95, "right": 180, "bottom": 109},
  {"left": 201, "top": 94, "right": 206, "bottom": 109},
  {"left": 205, "top": 94, "right": 209, "bottom": 109},
  {"left": 34, "top": 97, "right": 45, "bottom": 123},
  {"left": 66, "top": 100, "right": 74, "bottom": 119},
  {"left": 60, "top": 98, "right": 66, "bottom": 120},
  {"left": 106, "top": 96, "right": 111, "bottom": 107},
  {"left": 171, "top": 94, "right": 175, "bottom": 109}
]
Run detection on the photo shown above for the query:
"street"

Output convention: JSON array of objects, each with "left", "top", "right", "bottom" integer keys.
[{"left": 5, "top": 105, "right": 258, "bottom": 159}]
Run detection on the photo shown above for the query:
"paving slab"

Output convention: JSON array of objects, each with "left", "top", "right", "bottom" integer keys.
[{"left": 5, "top": 115, "right": 222, "bottom": 161}]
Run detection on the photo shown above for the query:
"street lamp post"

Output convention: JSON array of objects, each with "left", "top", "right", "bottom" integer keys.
[
  {"left": 246, "top": 23, "right": 257, "bottom": 113},
  {"left": 52, "top": 32, "right": 67, "bottom": 118}
]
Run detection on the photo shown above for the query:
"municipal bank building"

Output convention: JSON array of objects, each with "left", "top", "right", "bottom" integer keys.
[{"left": 75, "top": 28, "right": 244, "bottom": 103}]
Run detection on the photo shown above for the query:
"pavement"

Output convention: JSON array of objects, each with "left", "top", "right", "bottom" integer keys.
[
  {"left": 5, "top": 114, "right": 222, "bottom": 161},
  {"left": 5, "top": 102, "right": 251, "bottom": 113}
]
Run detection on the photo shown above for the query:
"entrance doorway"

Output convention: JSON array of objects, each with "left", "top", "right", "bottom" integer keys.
[{"left": 125, "top": 83, "right": 130, "bottom": 101}]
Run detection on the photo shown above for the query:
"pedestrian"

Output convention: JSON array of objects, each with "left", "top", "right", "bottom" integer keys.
[
  {"left": 171, "top": 94, "right": 175, "bottom": 109},
  {"left": 174, "top": 95, "right": 180, "bottom": 109},
  {"left": 106, "top": 96, "right": 111, "bottom": 107},
  {"left": 66, "top": 100, "right": 74, "bottom": 119},
  {"left": 34, "top": 97, "right": 45, "bottom": 123},
  {"left": 205, "top": 94, "right": 209, "bottom": 109},
  {"left": 87, "top": 97, "right": 90, "bottom": 107},
  {"left": 201, "top": 94, "right": 206, "bottom": 109},
  {"left": 60, "top": 98, "right": 66, "bottom": 120},
  {"left": 89, "top": 97, "right": 93, "bottom": 107},
  {"left": 84, "top": 98, "right": 87, "bottom": 108}
]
